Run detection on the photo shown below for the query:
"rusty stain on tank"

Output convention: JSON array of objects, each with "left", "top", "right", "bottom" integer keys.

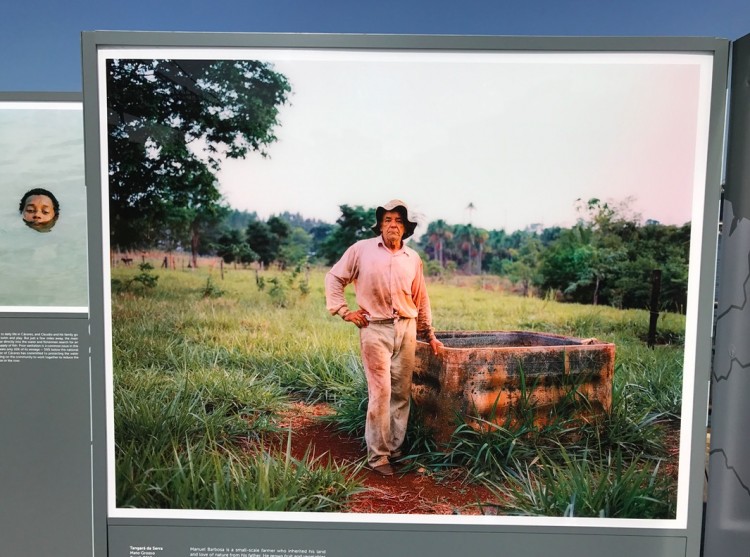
[{"left": 412, "top": 331, "right": 615, "bottom": 444}]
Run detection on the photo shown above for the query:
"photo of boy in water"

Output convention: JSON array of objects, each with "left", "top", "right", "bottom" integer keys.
[
  {"left": 19, "top": 188, "right": 60, "bottom": 232},
  {"left": 0, "top": 103, "right": 88, "bottom": 310}
]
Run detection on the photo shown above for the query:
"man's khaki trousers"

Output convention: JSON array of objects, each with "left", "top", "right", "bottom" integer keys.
[{"left": 359, "top": 318, "right": 417, "bottom": 467}]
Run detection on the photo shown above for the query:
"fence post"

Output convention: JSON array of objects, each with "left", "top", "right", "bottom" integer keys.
[{"left": 647, "top": 269, "right": 662, "bottom": 348}]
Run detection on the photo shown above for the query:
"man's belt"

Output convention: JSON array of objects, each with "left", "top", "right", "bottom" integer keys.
[
  {"left": 367, "top": 317, "right": 397, "bottom": 324},
  {"left": 367, "top": 316, "right": 411, "bottom": 324}
]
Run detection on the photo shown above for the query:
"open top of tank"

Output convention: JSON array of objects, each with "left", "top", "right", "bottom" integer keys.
[{"left": 432, "top": 330, "right": 607, "bottom": 349}]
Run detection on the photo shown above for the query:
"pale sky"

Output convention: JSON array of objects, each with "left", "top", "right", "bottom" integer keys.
[{"left": 107, "top": 48, "right": 715, "bottom": 234}]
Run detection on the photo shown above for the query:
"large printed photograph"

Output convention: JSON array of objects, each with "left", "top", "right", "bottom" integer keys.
[
  {"left": 0, "top": 101, "right": 88, "bottom": 312},
  {"left": 101, "top": 48, "right": 714, "bottom": 523}
]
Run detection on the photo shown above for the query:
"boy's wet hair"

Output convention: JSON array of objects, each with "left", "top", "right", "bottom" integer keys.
[{"left": 19, "top": 188, "right": 60, "bottom": 215}]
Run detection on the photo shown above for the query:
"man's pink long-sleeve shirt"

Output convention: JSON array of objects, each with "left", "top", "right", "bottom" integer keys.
[{"left": 325, "top": 236, "right": 435, "bottom": 340}]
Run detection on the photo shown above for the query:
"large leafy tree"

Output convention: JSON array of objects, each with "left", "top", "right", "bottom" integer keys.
[
  {"left": 539, "top": 198, "right": 689, "bottom": 309},
  {"left": 216, "top": 229, "right": 257, "bottom": 267},
  {"left": 610, "top": 223, "right": 690, "bottom": 311},
  {"left": 503, "top": 236, "right": 543, "bottom": 297},
  {"left": 246, "top": 220, "right": 277, "bottom": 268},
  {"left": 107, "top": 58, "right": 291, "bottom": 259},
  {"left": 540, "top": 200, "right": 629, "bottom": 305},
  {"left": 279, "top": 227, "right": 314, "bottom": 268},
  {"left": 164, "top": 162, "right": 230, "bottom": 267}
]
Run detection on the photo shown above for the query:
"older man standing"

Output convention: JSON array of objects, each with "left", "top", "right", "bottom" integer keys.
[{"left": 325, "top": 199, "right": 442, "bottom": 476}]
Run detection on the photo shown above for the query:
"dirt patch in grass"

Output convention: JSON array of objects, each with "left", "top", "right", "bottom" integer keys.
[
  {"left": 273, "top": 402, "right": 498, "bottom": 515},
  {"left": 264, "top": 402, "right": 688, "bottom": 517}
]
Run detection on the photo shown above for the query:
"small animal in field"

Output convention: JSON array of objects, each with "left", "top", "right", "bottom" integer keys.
[{"left": 121, "top": 257, "right": 133, "bottom": 266}]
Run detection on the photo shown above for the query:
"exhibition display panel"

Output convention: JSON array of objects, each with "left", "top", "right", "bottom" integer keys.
[{"left": 80, "top": 32, "right": 729, "bottom": 557}]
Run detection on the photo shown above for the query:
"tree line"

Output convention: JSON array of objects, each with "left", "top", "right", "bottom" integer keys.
[
  {"left": 195, "top": 199, "right": 691, "bottom": 313},
  {"left": 416, "top": 199, "right": 690, "bottom": 312}
]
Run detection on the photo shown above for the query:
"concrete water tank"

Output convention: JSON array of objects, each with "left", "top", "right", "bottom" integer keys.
[{"left": 412, "top": 331, "right": 615, "bottom": 444}]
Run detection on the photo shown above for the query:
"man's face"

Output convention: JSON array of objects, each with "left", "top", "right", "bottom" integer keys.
[
  {"left": 22, "top": 194, "right": 57, "bottom": 230},
  {"left": 380, "top": 210, "right": 405, "bottom": 245}
]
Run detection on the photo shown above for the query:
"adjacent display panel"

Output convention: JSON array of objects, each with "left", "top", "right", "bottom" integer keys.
[
  {"left": 0, "top": 94, "right": 93, "bottom": 557},
  {"left": 81, "top": 33, "right": 729, "bottom": 557},
  {"left": 703, "top": 32, "right": 750, "bottom": 557}
]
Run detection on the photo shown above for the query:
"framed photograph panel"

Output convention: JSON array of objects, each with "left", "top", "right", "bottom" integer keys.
[
  {"left": 81, "top": 32, "right": 728, "bottom": 557},
  {"left": 0, "top": 92, "right": 93, "bottom": 557}
]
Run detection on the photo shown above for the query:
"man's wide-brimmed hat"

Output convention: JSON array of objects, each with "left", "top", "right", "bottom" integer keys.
[{"left": 371, "top": 199, "right": 418, "bottom": 239}]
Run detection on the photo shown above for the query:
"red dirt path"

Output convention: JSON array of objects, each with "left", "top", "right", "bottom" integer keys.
[{"left": 274, "top": 402, "right": 498, "bottom": 515}]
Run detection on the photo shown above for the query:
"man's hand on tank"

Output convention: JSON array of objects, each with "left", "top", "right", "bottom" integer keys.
[
  {"left": 344, "top": 309, "right": 370, "bottom": 328},
  {"left": 429, "top": 338, "right": 443, "bottom": 355}
]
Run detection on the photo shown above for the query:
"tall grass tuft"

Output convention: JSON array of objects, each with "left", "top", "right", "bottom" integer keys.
[
  {"left": 117, "top": 434, "right": 363, "bottom": 511},
  {"left": 323, "top": 378, "right": 368, "bottom": 440},
  {"left": 485, "top": 449, "right": 675, "bottom": 519}
]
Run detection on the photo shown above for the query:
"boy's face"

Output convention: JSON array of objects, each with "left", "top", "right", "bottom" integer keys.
[{"left": 22, "top": 194, "right": 57, "bottom": 230}]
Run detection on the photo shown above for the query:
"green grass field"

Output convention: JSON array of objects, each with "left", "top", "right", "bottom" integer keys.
[{"left": 112, "top": 263, "right": 685, "bottom": 517}]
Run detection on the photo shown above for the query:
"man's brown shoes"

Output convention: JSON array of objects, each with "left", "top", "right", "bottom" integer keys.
[{"left": 369, "top": 463, "right": 395, "bottom": 476}]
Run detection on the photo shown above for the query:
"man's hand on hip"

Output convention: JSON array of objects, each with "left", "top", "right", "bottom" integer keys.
[{"left": 344, "top": 309, "right": 370, "bottom": 328}]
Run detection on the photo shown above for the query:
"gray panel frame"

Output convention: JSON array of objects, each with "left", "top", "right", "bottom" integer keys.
[
  {"left": 0, "top": 91, "right": 81, "bottom": 102},
  {"left": 0, "top": 92, "right": 93, "bottom": 557},
  {"left": 81, "top": 31, "right": 729, "bottom": 557},
  {"left": 703, "top": 31, "right": 750, "bottom": 556}
]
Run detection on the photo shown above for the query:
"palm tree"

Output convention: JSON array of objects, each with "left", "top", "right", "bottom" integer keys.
[
  {"left": 466, "top": 202, "right": 476, "bottom": 224},
  {"left": 427, "top": 219, "right": 453, "bottom": 267},
  {"left": 455, "top": 223, "right": 477, "bottom": 274},
  {"left": 475, "top": 228, "right": 489, "bottom": 274}
]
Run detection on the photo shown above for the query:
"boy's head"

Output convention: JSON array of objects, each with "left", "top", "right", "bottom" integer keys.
[{"left": 19, "top": 188, "right": 60, "bottom": 232}]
